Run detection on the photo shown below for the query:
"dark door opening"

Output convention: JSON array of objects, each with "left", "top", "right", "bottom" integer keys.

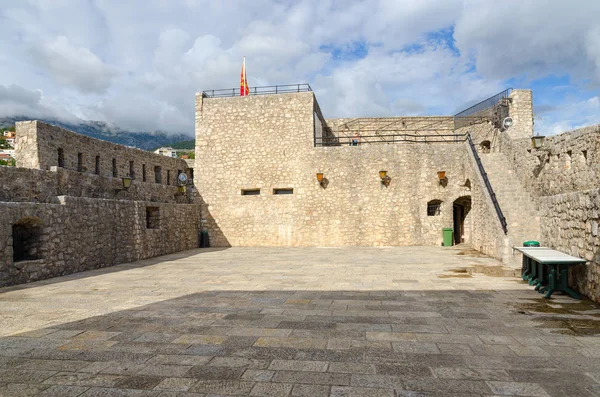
[
  {"left": 12, "top": 217, "right": 44, "bottom": 262},
  {"left": 453, "top": 196, "right": 472, "bottom": 244}
]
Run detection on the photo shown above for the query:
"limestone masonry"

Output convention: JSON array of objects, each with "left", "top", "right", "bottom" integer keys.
[
  {"left": 1, "top": 121, "right": 200, "bottom": 287},
  {"left": 0, "top": 89, "right": 598, "bottom": 303}
]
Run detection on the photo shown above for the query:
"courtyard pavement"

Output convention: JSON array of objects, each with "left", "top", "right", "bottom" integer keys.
[{"left": 0, "top": 246, "right": 599, "bottom": 397}]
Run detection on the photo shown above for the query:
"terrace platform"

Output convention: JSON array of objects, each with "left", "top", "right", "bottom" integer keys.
[{"left": 0, "top": 246, "right": 599, "bottom": 396}]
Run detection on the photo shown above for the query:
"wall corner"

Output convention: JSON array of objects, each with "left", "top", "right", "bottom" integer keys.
[{"left": 507, "top": 89, "right": 534, "bottom": 140}]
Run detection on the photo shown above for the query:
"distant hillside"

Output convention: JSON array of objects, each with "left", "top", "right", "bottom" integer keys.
[
  {"left": 0, "top": 117, "right": 193, "bottom": 151},
  {"left": 161, "top": 140, "right": 195, "bottom": 150}
]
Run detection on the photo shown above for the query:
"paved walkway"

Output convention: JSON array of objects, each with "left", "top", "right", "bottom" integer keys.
[{"left": 0, "top": 246, "right": 599, "bottom": 397}]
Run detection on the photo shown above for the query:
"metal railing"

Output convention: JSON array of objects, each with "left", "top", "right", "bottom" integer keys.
[
  {"left": 466, "top": 133, "right": 508, "bottom": 234},
  {"left": 202, "top": 83, "right": 312, "bottom": 98},
  {"left": 316, "top": 133, "right": 466, "bottom": 146},
  {"left": 454, "top": 88, "right": 512, "bottom": 118},
  {"left": 454, "top": 88, "right": 512, "bottom": 130}
]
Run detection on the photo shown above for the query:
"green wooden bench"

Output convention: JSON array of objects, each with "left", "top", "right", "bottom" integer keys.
[{"left": 514, "top": 246, "right": 586, "bottom": 299}]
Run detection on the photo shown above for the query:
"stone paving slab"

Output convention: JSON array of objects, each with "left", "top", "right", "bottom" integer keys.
[{"left": 0, "top": 246, "right": 599, "bottom": 396}]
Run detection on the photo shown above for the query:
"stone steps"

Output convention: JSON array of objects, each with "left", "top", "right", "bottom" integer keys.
[{"left": 479, "top": 152, "right": 540, "bottom": 247}]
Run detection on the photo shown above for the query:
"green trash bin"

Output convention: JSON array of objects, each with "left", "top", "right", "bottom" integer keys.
[{"left": 442, "top": 228, "right": 454, "bottom": 247}]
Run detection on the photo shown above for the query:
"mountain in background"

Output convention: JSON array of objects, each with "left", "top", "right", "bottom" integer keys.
[{"left": 0, "top": 116, "right": 193, "bottom": 151}]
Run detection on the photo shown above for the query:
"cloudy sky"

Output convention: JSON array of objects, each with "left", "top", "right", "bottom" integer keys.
[{"left": 1, "top": 0, "right": 599, "bottom": 136}]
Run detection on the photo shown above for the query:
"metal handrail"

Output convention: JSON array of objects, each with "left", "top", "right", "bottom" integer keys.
[
  {"left": 202, "top": 83, "right": 312, "bottom": 98},
  {"left": 454, "top": 88, "right": 512, "bottom": 118},
  {"left": 466, "top": 133, "right": 508, "bottom": 234},
  {"left": 316, "top": 133, "right": 466, "bottom": 146}
]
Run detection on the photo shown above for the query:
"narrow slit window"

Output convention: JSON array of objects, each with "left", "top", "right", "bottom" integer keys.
[
  {"left": 57, "top": 148, "right": 65, "bottom": 168},
  {"left": 112, "top": 159, "right": 118, "bottom": 177},
  {"left": 273, "top": 188, "right": 294, "bottom": 195},
  {"left": 154, "top": 166, "right": 162, "bottom": 183},
  {"left": 242, "top": 189, "right": 260, "bottom": 196},
  {"left": 77, "top": 153, "right": 83, "bottom": 172},
  {"left": 167, "top": 170, "right": 171, "bottom": 185},
  {"left": 129, "top": 160, "right": 135, "bottom": 178},
  {"left": 142, "top": 164, "right": 147, "bottom": 182},
  {"left": 95, "top": 156, "right": 100, "bottom": 175}
]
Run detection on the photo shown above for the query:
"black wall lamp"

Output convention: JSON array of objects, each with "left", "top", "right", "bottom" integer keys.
[
  {"left": 379, "top": 170, "right": 391, "bottom": 187},
  {"left": 531, "top": 134, "right": 546, "bottom": 149}
]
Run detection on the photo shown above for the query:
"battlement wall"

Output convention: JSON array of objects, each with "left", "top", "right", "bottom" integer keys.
[
  {"left": 0, "top": 166, "right": 191, "bottom": 204},
  {"left": 499, "top": 124, "right": 600, "bottom": 197},
  {"left": 16, "top": 121, "right": 190, "bottom": 187}
]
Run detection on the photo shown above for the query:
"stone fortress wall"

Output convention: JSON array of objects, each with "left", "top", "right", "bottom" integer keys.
[
  {"left": 2, "top": 87, "right": 597, "bottom": 303},
  {"left": 0, "top": 122, "right": 201, "bottom": 287},
  {"left": 195, "top": 92, "right": 504, "bottom": 255},
  {"left": 17, "top": 121, "right": 191, "bottom": 184},
  {"left": 495, "top": 125, "right": 600, "bottom": 301}
]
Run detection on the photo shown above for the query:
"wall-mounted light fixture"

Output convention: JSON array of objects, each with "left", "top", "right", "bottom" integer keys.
[
  {"left": 437, "top": 171, "right": 448, "bottom": 186},
  {"left": 531, "top": 134, "right": 546, "bottom": 149},
  {"left": 316, "top": 172, "right": 329, "bottom": 188},
  {"left": 379, "top": 170, "right": 391, "bottom": 187},
  {"left": 115, "top": 176, "right": 133, "bottom": 194}
]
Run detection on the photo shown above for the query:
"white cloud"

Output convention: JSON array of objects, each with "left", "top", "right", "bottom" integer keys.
[
  {"left": 0, "top": 0, "right": 598, "bottom": 135},
  {"left": 0, "top": 84, "right": 79, "bottom": 123},
  {"left": 535, "top": 96, "right": 600, "bottom": 135},
  {"left": 30, "top": 36, "right": 117, "bottom": 93}
]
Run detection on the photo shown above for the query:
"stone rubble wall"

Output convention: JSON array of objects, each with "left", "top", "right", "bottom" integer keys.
[
  {"left": 507, "top": 90, "right": 534, "bottom": 140},
  {"left": 463, "top": 143, "right": 511, "bottom": 262},
  {"left": 15, "top": 121, "right": 191, "bottom": 185},
  {"left": 196, "top": 92, "right": 488, "bottom": 248},
  {"left": 0, "top": 198, "right": 201, "bottom": 287},
  {"left": 1, "top": 121, "right": 202, "bottom": 288},
  {"left": 0, "top": 166, "right": 191, "bottom": 204},
  {"left": 496, "top": 124, "right": 600, "bottom": 302},
  {"left": 499, "top": 124, "right": 599, "bottom": 197},
  {"left": 540, "top": 189, "right": 600, "bottom": 302}
]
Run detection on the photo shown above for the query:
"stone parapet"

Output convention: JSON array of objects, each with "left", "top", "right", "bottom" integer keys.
[
  {"left": 0, "top": 166, "right": 193, "bottom": 204},
  {"left": 15, "top": 121, "right": 191, "bottom": 186},
  {"left": 0, "top": 198, "right": 202, "bottom": 287}
]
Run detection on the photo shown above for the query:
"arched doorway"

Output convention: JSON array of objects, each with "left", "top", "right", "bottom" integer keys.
[
  {"left": 453, "top": 196, "right": 471, "bottom": 245},
  {"left": 12, "top": 217, "right": 44, "bottom": 262},
  {"left": 480, "top": 140, "right": 491, "bottom": 153}
]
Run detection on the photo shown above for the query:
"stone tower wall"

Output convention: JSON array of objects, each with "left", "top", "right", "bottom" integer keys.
[{"left": 195, "top": 92, "right": 504, "bottom": 252}]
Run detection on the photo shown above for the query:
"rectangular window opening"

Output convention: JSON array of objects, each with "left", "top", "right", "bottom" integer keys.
[
  {"left": 142, "top": 164, "right": 147, "bottom": 182},
  {"left": 241, "top": 189, "right": 260, "bottom": 196},
  {"left": 112, "top": 159, "right": 118, "bottom": 177},
  {"left": 427, "top": 202, "right": 442, "bottom": 216},
  {"left": 167, "top": 170, "right": 171, "bottom": 185},
  {"left": 95, "top": 156, "right": 100, "bottom": 175},
  {"left": 273, "top": 188, "right": 294, "bottom": 195},
  {"left": 129, "top": 160, "right": 135, "bottom": 179},
  {"left": 77, "top": 153, "right": 83, "bottom": 172},
  {"left": 146, "top": 207, "right": 160, "bottom": 229}
]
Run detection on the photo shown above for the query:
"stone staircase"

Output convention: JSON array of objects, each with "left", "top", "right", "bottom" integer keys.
[{"left": 479, "top": 152, "right": 541, "bottom": 254}]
